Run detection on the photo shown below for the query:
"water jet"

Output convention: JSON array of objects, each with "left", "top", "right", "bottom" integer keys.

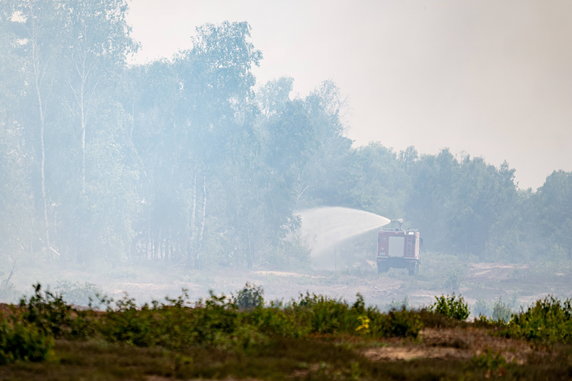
[{"left": 295, "top": 207, "right": 391, "bottom": 270}]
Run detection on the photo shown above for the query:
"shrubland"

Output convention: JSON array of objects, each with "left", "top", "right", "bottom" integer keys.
[{"left": 0, "top": 284, "right": 570, "bottom": 380}]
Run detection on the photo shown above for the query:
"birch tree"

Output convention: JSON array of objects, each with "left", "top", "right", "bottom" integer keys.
[
  {"left": 8, "top": 0, "right": 65, "bottom": 257},
  {"left": 59, "top": 0, "right": 135, "bottom": 193}
]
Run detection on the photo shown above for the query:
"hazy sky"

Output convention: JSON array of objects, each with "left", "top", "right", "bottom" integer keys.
[{"left": 126, "top": 0, "right": 572, "bottom": 189}]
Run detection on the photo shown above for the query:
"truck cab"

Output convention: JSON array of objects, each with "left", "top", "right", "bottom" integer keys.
[{"left": 377, "top": 229, "right": 420, "bottom": 275}]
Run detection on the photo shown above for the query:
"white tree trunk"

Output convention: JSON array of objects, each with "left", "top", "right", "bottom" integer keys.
[
  {"left": 80, "top": 79, "right": 86, "bottom": 193},
  {"left": 189, "top": 172, "right": 198, "bottom": 263},
  {"left": 197, "top": 175, "right": 207, "bottom": 265},
  {"left": 31, "top": 30, "right": 51, "bottom": 254}
]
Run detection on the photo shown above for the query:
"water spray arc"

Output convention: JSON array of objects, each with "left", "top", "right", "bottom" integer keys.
[{"left": 295, "top": 207, "right": 391, "bottom": 269}]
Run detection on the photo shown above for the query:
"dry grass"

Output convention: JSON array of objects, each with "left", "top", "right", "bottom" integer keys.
[{"left": 1, "top": 329, "right": 568, "bottom": 380}]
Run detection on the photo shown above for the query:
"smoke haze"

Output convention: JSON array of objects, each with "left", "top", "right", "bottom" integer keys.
[
  {"left": 127, "top": 0, "right": 572, "bottom": 189},
  {"left": 0, "top": 1, "right": 570, "bottom": 315}
]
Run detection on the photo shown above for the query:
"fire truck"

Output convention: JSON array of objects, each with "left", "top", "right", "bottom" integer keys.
[{"left": 376, "top": 228, "right": 421, "bottom": 275}]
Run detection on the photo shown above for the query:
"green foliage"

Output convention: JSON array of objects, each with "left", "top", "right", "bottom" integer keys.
[
  {"left": 430, "top": 294, "right": 470, "bottom": 321},
  {"left": 19, "top": 283, "right": 97, "bottom": 340},
  {"left": 288, "top": 293, "right": 423, "bottom": 338},
  {"left": 352, "top": 293, "right": 366, "bottom": 313},
  {"left": 100, "top": 290, "right": 240, "bottom": 350},
  {"left": 233, "top": 282, "right": 264, "bottom": 310},
  {"left": 412, "top": 307, "right": 464, "bottom": 328},
  {"left": 5, "top": 282, "right": 572, "bottom": 379},
  {"left": 527, "top": 171, "right": 572, "bottom": 260},
  {"left": 290, "top": 293, "right": 356, "bottom": 334},
  {"left": 190, "top": 292, "right": 239, "bottom": 345},
  {"left": 370, "top": 308, "right": 423, "bottom": 338},
  {"left": 212, "top": 324, "right": 270, "bottom": 352},
  {"left": 243, "top": 307, "right": 306, "bottom": 338},
  {"left": 503, "top": 296, "right": 572, "bottom": 343},
  {"left": 471, "top": 349, "right": 507, "bottom": 372},
  {"left": 0, "top": 320, "right": 54, "bottom": 364},
  {"left": 100, "top": 295, "right": 157, "bottom": 347},
  {"left": 19, "top": 284, "right": 74, "bottom": 338},
  {"left": 472, "top": 315, "right": 501, "bottom": 329}
]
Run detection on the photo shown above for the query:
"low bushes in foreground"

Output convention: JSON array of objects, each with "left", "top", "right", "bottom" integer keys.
[
  {"left": 1, "top": 283, "right": 571, "bottom": 368},
  {"left": 0, "top": 320, "right": 53, "bottom": 364},
  {"left": 430, "top": 294, "right": 470, "bottom": 321},
  {"left": 1, "top": 284, "right": 425, "bottom": 362},
  {"left": 502, "top": 296, "right": 572, "bottom": 343}
]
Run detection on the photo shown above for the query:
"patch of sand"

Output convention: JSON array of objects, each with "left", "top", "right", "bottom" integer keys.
[
  {"left": 363, "top": 346, "right": 467, "bottom": 361},
  {"left": 253, "top": 270, "right": 324, "bottom": 279},
  {"left": 363, "top": 328, "right": 535, "bottom": 364}
]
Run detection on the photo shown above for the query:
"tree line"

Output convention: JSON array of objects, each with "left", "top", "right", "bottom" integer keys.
[{"left": 0, "top": 0, "right": 570, "bottom": 268}]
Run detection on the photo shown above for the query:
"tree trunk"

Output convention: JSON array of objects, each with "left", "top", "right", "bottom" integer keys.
[
  {"left": 189, "top": 172, "right": 197, "bottom": 264},
  {"left": 70, "top": 50, "right": 90, "bottom": 194},
  {"left": 197, "top": 175, "right": 207, "bottom": 267},
  {"left": 31, "top": 32, "right": 51, "bottom": 255},
  {"left": 246, "top": 227, "right": 253, "bottom": 269},
  {"left": 80, "top": 78, "right": 86, "bottom": 193}
]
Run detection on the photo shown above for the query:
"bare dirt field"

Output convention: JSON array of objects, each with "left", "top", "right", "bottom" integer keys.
[{"left": 4, "top": 253, "right": 570, "bottom": 313}]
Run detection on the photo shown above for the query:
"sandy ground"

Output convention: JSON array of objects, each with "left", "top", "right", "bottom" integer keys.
[
  {"left": 362, "top": 327, "right": 535, "bottom": 364},
  {"left": 3, "top": 257, "right": 570, "bottom": 312}
]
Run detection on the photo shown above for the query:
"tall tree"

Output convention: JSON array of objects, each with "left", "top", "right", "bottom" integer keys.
[
  {"left": 531, "top": 171, "right": 572, "bottom": 259},
  {"left": 59, "top": 0, "right": 136, "bottom": 193},
  {"left": 8, "top": 0, "right": 66, "bottom": 256},
  {"left": 0, "top": 1, "right": 37, "bottom": 261}
]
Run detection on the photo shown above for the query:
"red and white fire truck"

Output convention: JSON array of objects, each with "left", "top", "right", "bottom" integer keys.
[{"left": 377, "top": 228, "right": 421, "bottom": 275}]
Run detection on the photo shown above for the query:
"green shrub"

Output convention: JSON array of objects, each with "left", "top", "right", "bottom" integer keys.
[
  {"left": 177, "top": 291, "right": 240, "bottom": 348},
  {"left": 370, "top": 308, "right": 423, "bottom": 338},
  {"left": 290, "top": 293, "right": 358, "bottom": 334},
  {"left": 233, "top": 283, "right": 264, "bottom": 310},
  {"left": 152, "top": 294, "right": 198, "bottom": 350},
  {"left": 414, "top": 307, "right": 462, "bottom": 328},
  {"left": 19, "top": 283, "right": 75, "bottom": 338},
  {"left": 289, "top": 293, "right": 424, "bottom": 338},
  {"left": 243, "top": 307, "right": 306, "bottom": 338},
  {"left": 0, "top": 320, "right": 53, "bottom": 364},
  {"left": 100, "top": 290, "right": 239, "bottom": 350},
  {"left": 101, "top": 296, "right": 158, "bottom": 347},
  {"left": 503, "top": 296, "right": 572, "bottom": 343},
  {"left": 472, "top": 315, "right": 503, "bottom": 329},
  {"left": 430, "top": 294, "right": 470, "bottom": 321},
  {"left": 471, "top": 349, "right": 508, "bottom": 375},
  {"left": 352, "top": 293, "right": 366, "bottom": 314},
  {"left": 213, "top": 324, "right": 269, "bottom": 352}
]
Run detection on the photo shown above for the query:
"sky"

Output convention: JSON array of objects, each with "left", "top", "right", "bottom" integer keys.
[{"left": 126, "top": 0, "right": 572, "bottom": 190}]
